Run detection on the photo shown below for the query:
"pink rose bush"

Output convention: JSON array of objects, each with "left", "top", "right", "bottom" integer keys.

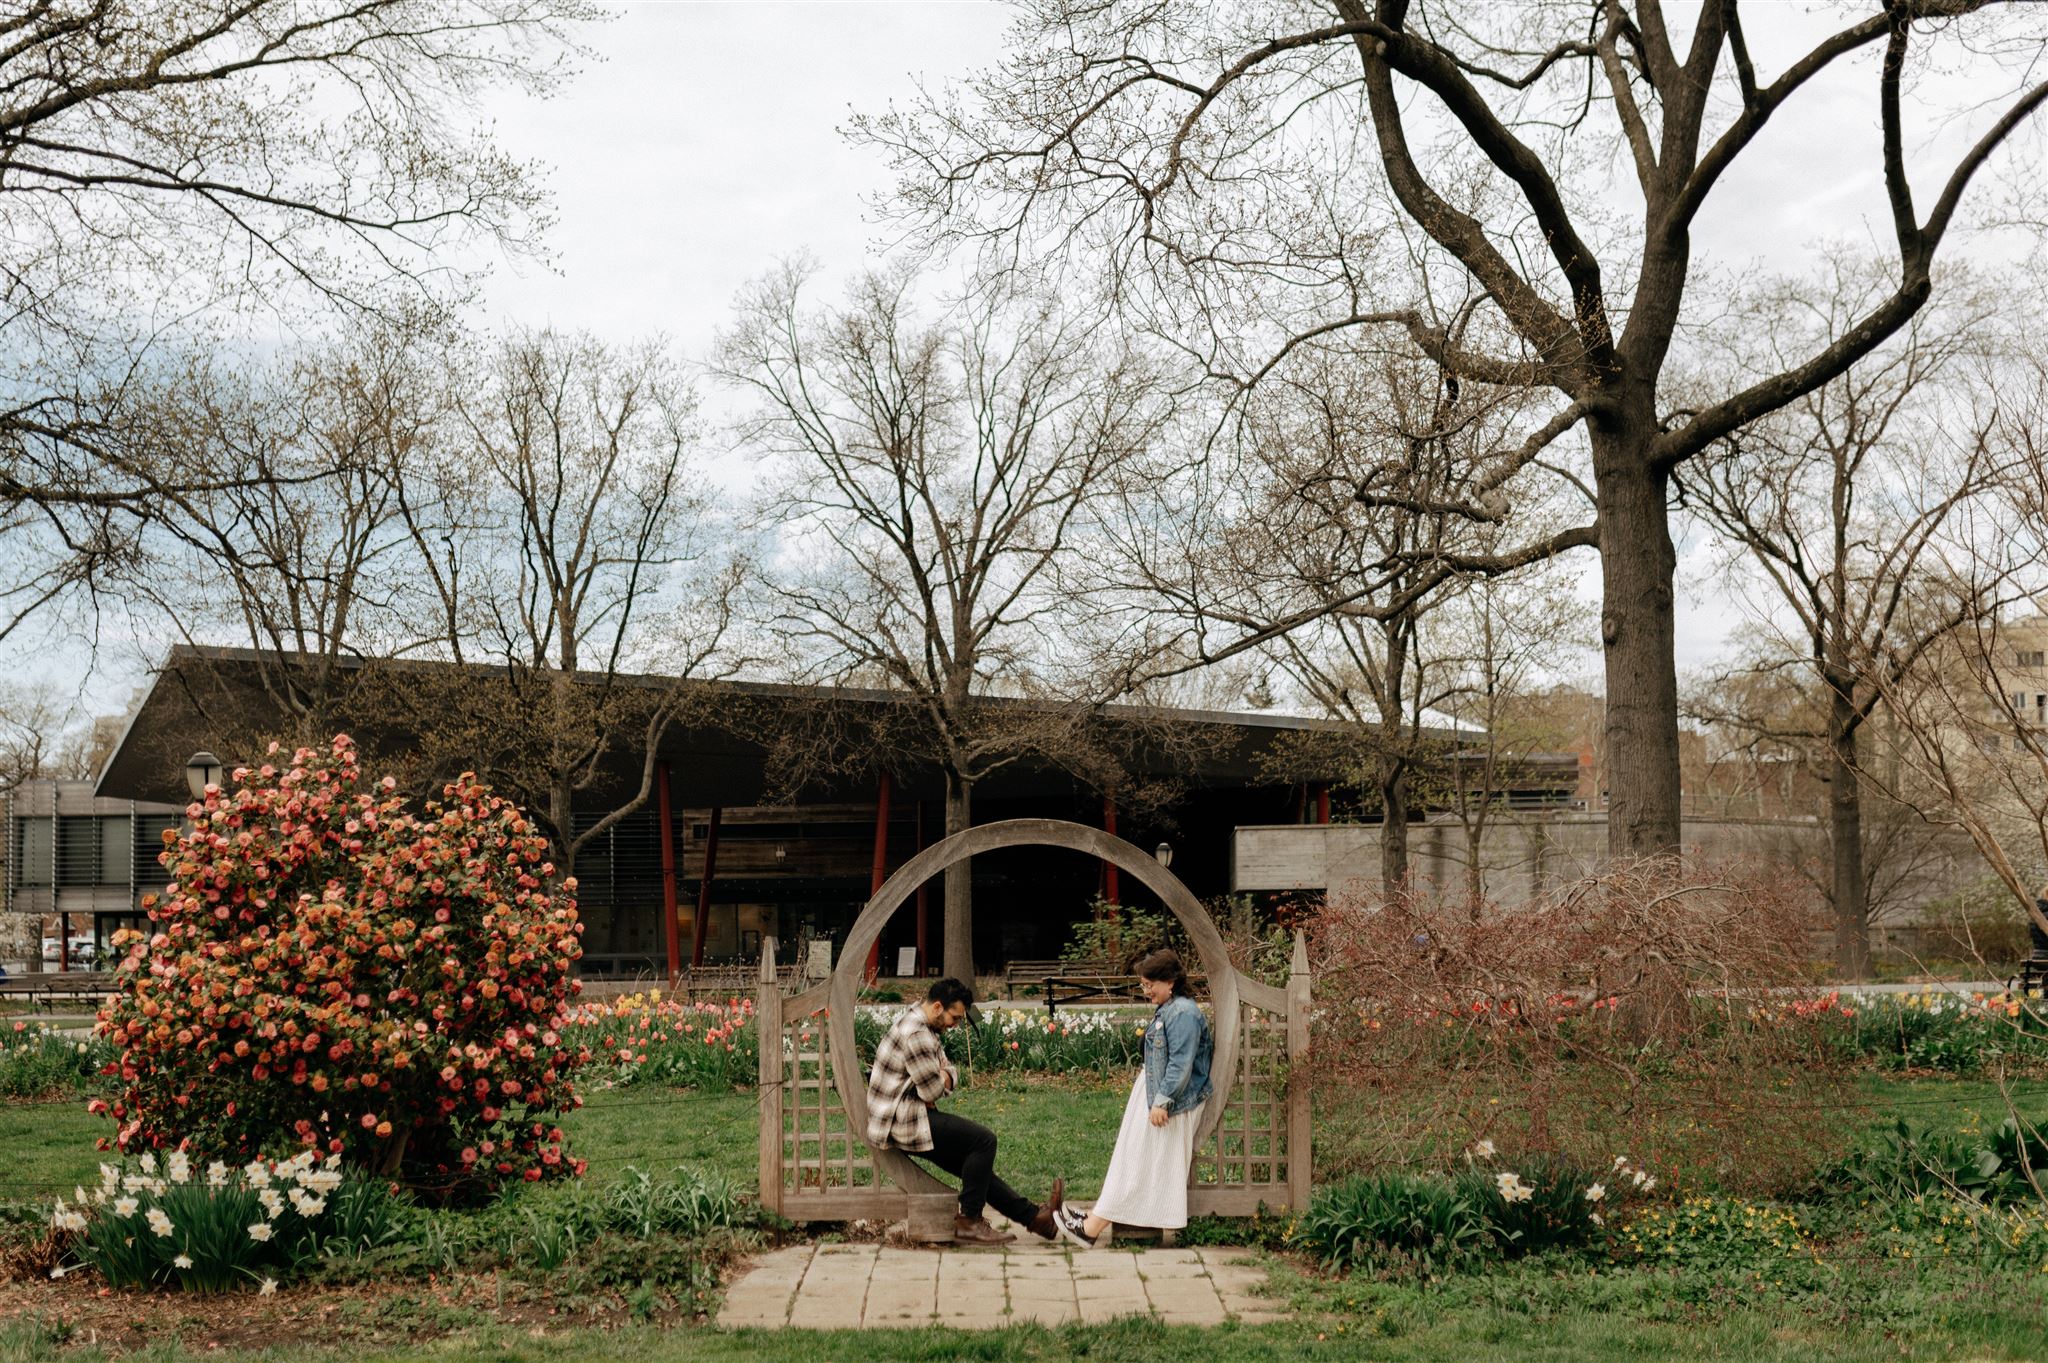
[{"left": 93, "top": 736, "right": 590, "bottom": 1198}]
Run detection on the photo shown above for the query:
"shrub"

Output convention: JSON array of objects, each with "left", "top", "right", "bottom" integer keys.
[
  {"left": 1611, "top": 1196, "right": 1826, "bottom": 1280},
  {"left": 0, "top": 1022, "right": 111, "bottom": 1099},
  {"left": 1292, "top": 1172, "right": 1492, "bottom": 1273},
  {"left": 1823, "top": 991, "right": 2047, "bottom": 1074},
  {"left": 49, "top": 1150, "right": 405, "bottom": 1292},
  {"left": 93, "top": 737, "right": 591, "bottom": 1198},
  {"left": 1308, "top": 859, "right": 1853, "bottom": 1193},
  {"left": 1825, "top": 1114, "right": 2048, "bottom": 1207}
]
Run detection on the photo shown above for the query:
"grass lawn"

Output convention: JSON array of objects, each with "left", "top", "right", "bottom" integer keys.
[{"left": 8, "top": 1069, "right": 2048, "bottom": 1361}]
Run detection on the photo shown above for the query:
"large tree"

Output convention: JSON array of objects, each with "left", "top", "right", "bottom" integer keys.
[
  {"left": 0, "top": 0, "right": 592, "bottom": 641},
  {"left": 717, "top": 263, "right": 1167, "bottom": 980},
  {"left": 858, "top": 0, "right": 2048, "bottom": 856}
]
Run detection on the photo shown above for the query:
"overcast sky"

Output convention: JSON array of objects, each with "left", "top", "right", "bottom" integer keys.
[{"left": 35, "top": 1, "right": 2048, "bottom": 733}]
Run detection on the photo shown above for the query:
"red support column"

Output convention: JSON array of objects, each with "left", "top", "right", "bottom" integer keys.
[
  {"left": 657, "top": 762, "right": 681, "bottom": 980},
  {"left": 914, "top": 799, "right": 929, "bottom": 976},
  {"left": 1316, "top": 782, "right": 1331, "bottom": 824},
  {"left": 864, "top": 772, "right": 892, "bottom": 983},
  {"left": 1102, "top": 795, "right": 1120, "bottom": 908},
  {"left": 691, "top": 806, "right": 721, "bottom": 969}
]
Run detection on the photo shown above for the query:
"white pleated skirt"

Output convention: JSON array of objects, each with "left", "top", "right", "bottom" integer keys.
[{"left": 1088, "top": 1071, "right": 1199, "bottom": 1229}]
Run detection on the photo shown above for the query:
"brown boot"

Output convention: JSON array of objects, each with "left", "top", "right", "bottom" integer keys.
[
  {"left": 952, "top": 1215, "right": 1015, "bottom": 1247},
  {"left": 1026, "top": 1177, "right": 1065, "bottom": 1240}
]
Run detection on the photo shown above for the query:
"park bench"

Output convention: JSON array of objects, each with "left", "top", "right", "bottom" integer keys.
[
  {"left": 0, "top": 970, "right": 119, "bottom": 1013},
  {"left": 668, "top": 963, "right": 799, "bottom": 1003},
  {"left": 1002, "top": 957, "right": 1119, "bottom": 1001}
]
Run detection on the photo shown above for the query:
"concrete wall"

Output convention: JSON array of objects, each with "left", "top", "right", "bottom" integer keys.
[{"left": 1232, "top": 814, "right": 1970, "bottom": 924}]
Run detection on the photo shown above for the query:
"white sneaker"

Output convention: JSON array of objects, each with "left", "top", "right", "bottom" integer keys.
[{"left": 1054, "top": 1206, "right": 1102, "bottom": 1250}]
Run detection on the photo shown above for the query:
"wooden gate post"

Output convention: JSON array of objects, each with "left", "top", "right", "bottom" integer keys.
[
  {"left": 1286, "top": 929, "right": 1312, "bottom": 1211},
  {"left": 757, "top": 937, "right": 782, "bottom": 1218}
]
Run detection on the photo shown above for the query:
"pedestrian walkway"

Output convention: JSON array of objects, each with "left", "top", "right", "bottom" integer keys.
[{"left": 718, "top": 1241, "right": 1288, "bottom": 1330}]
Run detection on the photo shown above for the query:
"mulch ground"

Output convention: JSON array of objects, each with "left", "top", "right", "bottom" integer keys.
[{"left": 0, "top": 1270, "right": 710, "bottom": 1353}]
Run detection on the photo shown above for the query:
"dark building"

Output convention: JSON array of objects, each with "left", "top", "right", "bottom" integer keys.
[
  {"left": 3, "top": 780, "right": 184, "bottom": 968},
  {"left": 91, "top": 646, "right": 1576, "bottom": 976}
]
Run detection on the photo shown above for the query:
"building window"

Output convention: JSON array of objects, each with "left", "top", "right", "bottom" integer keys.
[
  {"left": 13, "top": 817, "right": 53, "bottom": 886},
  {"left": 99, "top": 816, "right": 133, "bottom": 886},
  {"left": 2019, "top": 650, "right": 2047, "bottom": 668}
]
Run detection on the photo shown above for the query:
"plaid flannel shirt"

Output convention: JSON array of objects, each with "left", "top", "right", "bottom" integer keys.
[{"left": 865, "top": 1007, "right": 955, "bottom": 1152}]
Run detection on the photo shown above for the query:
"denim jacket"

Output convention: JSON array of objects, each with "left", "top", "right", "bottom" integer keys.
[{"left": 1142, "top": 993, "right": 1214, "bottom": 1116}]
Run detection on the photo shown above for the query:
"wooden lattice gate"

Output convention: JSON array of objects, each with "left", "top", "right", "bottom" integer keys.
[{"left": 757, "top": 818, "right": 1311, "bottom": 1223}]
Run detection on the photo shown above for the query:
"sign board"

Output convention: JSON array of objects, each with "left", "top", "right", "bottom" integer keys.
[
  {"left": 806, "top": 940, "right": 833, "bottom": 979},
  {"left": 895, "top": 947, "right": 918, "bottom": 977}
]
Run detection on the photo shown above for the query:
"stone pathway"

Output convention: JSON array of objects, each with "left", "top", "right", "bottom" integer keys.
[{"left": 718, "top": 1241, "right": 1287, "bottom": 1330}]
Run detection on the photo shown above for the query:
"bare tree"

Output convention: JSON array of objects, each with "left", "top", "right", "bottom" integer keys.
[
  {"left": 110, "top": 320, "right": 461, "bottom": 742},
  {"left": 717, "top": 263, "right": 1168, "bottom": 981},
  {"left": 0, "top": 0, "right": 593, "bottom": 640},
  {"left": 1678, "top": 262, "right": 2009, "bottom": 976},
  {"left": 407, "top": 330, "right": 745, "bottom": 887},
  {"left": 856, "top": 0, "right": 2048, "bottom": 859}
]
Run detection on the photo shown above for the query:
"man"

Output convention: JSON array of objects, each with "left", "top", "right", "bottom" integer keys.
[{"left": 865, "top": 977, "right": 1063, "bottom": 1246}]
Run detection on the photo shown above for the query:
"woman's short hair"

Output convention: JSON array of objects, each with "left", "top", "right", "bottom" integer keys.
[{"left": 1131, "top": 947, "right": 1193, "bottom": 998}]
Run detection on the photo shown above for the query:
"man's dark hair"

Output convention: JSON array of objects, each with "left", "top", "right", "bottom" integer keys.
[{"left": 926, "top": 976, "right": 979, "bottom": 1024}]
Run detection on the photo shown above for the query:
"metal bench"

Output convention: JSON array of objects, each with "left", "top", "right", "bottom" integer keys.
[{"left": 0, "top": 971, "right": 119, "bottom": 1012}]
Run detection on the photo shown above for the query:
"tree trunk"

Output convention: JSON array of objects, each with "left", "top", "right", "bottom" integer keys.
[
  {"left": 1380, "top": 758, "right": 1410, "bottom": 894},
  {"left": 941, "top": 771, "right": 975, "bottom": 984},
  {"left": 1594, "top": 429, "right": 1683, "bottom": 858},
  {"left": 1828, "top": 688, "right": 1871, "bottom": 980}
]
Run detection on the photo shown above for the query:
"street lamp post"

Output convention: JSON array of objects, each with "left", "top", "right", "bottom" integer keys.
[
  {"left": 1154, "top": 842, "right": 1173, "bottom": 869},
  {"left": 184, "top": 752, "right": 224, "bottom": 801}
]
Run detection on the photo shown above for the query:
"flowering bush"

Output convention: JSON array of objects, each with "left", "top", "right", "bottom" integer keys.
[
  {"left": 93, "top": 737, "right": 591, "bottom": 1197},
  {"left": 1, "top": 1020, "right": 112, "bottom": 1099},
  {"left": 1611, "top": 1195, "right": 1827, "bottom": 1284},
  {"left": 1454, "top": 1148, "right": 1621, "bottom": 1257},
  {"left": 48, "top": 1150, "right": 404, "bottom": 1292}
]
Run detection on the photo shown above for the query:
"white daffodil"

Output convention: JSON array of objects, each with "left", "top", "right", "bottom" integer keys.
[
  {"left": 173, "top": 1254, "right": 194, "bottom": 1269},
  {"left": 1494, "top": 1172, "right": 1535, "bottom": 1204},
  {"left": 247, "top": 1222, "right": 273, "bottom": 1242},
  {"left": 74, "top": 1186, "right": 88, "bottom": 1206},
  {"left": 138, "top": 1152, "right": 157, "bottom": 1175},
  {"left": 244, "top": 1161, "right": 271, "bottom": 1189},
  {"left": 259, "top": 1277, "right": 278, "bottom": 1296},
  {"left": 1471, "top": 1139, "right": 1496, "bottom": 1159},
  {"left": 206, "top": 1161, "right": 231, "bottom": 1188},
  {"left": 258, "top": 1188, "right": 285, "bottom": 1218},
  {"left": 168, "top": 1152, "right": 192, "bottom": 1185},
  {"left": 1584, "top": 1183, "right": 1606, "bottom": 1203},
  {"left": 49, "top": 1265, "right": 67, "bottom": 1279},
  {"left": 113, "top": 1196, "right": 139, "bottom": 1217},
  {"left": 146, "top": 1208, "right": 174, "bottom": 1237}
]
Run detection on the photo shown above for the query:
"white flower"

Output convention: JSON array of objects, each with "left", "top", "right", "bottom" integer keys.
[
  {"left": 1612, "top": 1155, "right": 1629, "bottom": 1170},
  {"left": 247, "top": 1222, "right": 273, "bottom": 1242},
  {"left": 1494, "top": 1172, "right": 1535, "bottom": 1204},
  {"left": 146, "top": 1208, "right": 174, "bottom": 1237},
  {"left": 99, "top": 1164, "right": 119, "bottom": 1193},
  {"left": 206, "top": 1161, "right": 231, "bottom": 1188},
  {"left": 139, "top": 1153, "right": 157, "bottom": 1175},
  {"left": 168, "top": 1152, "right": 192, "bottom": 1185},
  {"left": 244, "top": 1161, "right": 271, "bottom": 1189},
  {"left": 122, "top": 1175, "right": 147, "bottom": 1194},
  {"left": 1590, "top": 1212, "right": 1604, "bottom": 1227},
  {"left": 113, "top": 1196, "right": 139, "bottom": 1217},
  {"left": 1630, "top": 1169, "right": 1654, "bottom": 1190},
  {"left": 49, "top": 1265, "right": 67, "bottom": 1279},
  {"left": 173, "top": 1254, "right": 194, "bottom": 1269},
  {"left": 259, "top": 1277, "right": 278, "bottom": 1296},
  {"left": 1471, "top": 1139, "right": 1496, "bottom": 1159},
  {"left": 258, "top": 1188, "right": 284, "bottom": 1218},
  {"left": 74, "top": 1186, "right": 88, "bottom": 1206},
  {"left": 1584, "top": 1183, "right": 1606, "bottom": 1203}
]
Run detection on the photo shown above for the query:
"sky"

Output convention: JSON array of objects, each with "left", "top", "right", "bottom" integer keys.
[{"left": 26, "top": 0, "right": 2048, "bottom": 734}]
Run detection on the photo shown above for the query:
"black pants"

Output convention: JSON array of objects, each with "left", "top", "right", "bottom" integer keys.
[{"left": 919, "top": 1108, "right": 1039, "bottom": 1224}]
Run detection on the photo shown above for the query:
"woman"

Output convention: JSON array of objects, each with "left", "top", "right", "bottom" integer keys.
[{"left": 1054, "top": 947, "right": 1214, "bottom": 1248}]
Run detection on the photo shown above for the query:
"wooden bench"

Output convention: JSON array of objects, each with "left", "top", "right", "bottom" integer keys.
[
  {"left": 0, "top": 971, "right": 119, "bottom": 1012},
  {"left": 669, "top": 964, "right": 799, "bottom": 1003},
  {"left": 1001, "top": 957, "right": 1115, "bottom": 998}
]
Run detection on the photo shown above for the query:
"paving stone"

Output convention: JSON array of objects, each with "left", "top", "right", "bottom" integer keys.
[
  {"left": 1072, "top": 1255, "right": 1143, "bottom": 1277},
  {"left": 1007, "top": 1298, "right": 1080, "bottom": 1326},
  {"left": 1006, "top": 1279, "right": 1078, "bottom": 1300},
  {"left": 786, "top": 1302, "right": 866, "bottom": 1330},
  {"left": 1231, "top": 1310, "right": 1291, "bottom": 1326},
  {"left": 1077, "top": 1295, "right": 1151, "bottom": 1324},
  {"left": 1153, "top": 1299, "right": 1229, "bottom": 1326},
  {"left": 1135, "top": 1258, "right": 1211, "bottom": 1279}
]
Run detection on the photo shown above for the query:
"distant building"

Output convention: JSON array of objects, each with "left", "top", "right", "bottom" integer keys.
[{"left": 2, "top": 780, "right": 183, "bottom": 969}]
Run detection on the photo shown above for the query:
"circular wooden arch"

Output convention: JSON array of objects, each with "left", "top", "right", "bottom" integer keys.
[{"left": 828, "top": 817, "right": 1241, "bottom": 1198}]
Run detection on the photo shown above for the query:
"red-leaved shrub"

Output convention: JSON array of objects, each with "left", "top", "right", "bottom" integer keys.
[
  {"left": 93, "top": 736, "right": 591, "bottom": 1198},
  {"left": 1307, "top": 859, "right": 1852, "bottom": 1195}
]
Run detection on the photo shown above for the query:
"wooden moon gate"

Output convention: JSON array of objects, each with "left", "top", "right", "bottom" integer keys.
[{"left": 756, "top": 817, "right": 1312, "bottom": 1223}]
